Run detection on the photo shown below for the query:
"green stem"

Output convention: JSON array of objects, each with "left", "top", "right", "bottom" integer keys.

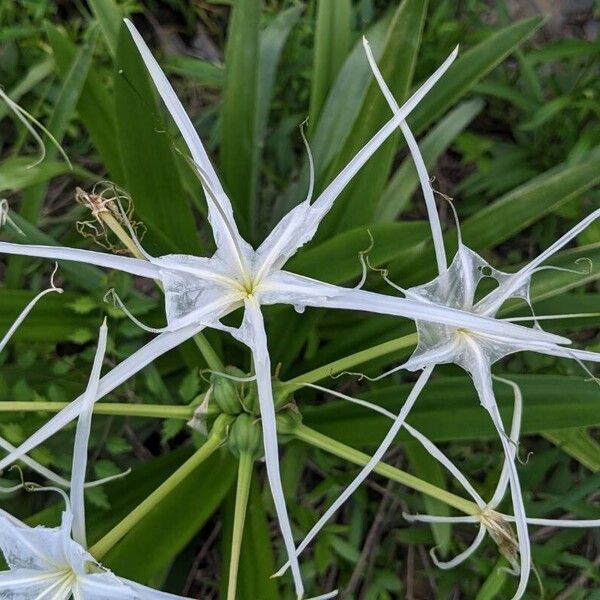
[
  {"left": 283, "top": 333, "right": 417, "bottom": 388},
  {"left": 90, "top": 417, "right": 231, "bottom": 560},
  {"left": 193, "top": 333, "right": 225, "bottom": 372},
  {"left": 0, "top": 401, "right": 194, "bottom": 420},
  {"left": 294, "top": 423, "right": 478, "bottom": 516},
  {"left": 227, "top": 452, "right": 254, "bottom": 600}
]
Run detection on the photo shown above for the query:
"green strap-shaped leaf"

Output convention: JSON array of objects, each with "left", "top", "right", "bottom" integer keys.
[
  {"left": 102, "top": 451, "right": 236, "bottom": 582},
  {"left": 19, "top": 25, "right": 99, "bottom": 224},
  {"left": 45, "top": 22, "right": 123, "bottom": 181},
  {"left": 409, "top": 16, "right": 545, "bottom": 133},
  {"left": 88, "top": 0, "right": 121, "bottom": 57},
  {"left": 115, "top": 22, "right": 200, "bottom": 255},
  {"left": 308, "top": 0, "right": 352, "bottom": 131},
  {"left": 257, "top": 5, "right": 303, "bottom": 142},
  {"left": 220, "top": 0, "right": 261, "bottom": 238},
  {"left": 544, "top": 429, "right": 600, "bottom": 472},
  {"left": 303, "top": 375, "right": 600, "bottom": 445}
]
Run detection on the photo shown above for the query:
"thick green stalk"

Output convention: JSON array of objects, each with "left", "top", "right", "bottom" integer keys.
[
  {"left": 227, "top": 452, "right": 254, "bottom": 600},
  {"left": 89, "top": 416, "right": 232, "bottom": 559},
  {"left": 0, "top": 401, "right": 194, "bottom": 420},
  {"left": 283, "top": 333, "right": 417, "bottom": 388},
  {"left": 294, "top": 423, "right": 479, "bottom": 516}
]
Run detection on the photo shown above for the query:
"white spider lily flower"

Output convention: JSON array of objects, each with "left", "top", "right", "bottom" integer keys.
[
  {"left": 0, "top": 23, "right": 569, "bottom": 597},
  {"left": 403, "top": 378, "right": 600, "bottom": 579},
  {"left": 0, "top": 321, "right": 190, "bottom": 599},
  {"left": 346, "top": 48, "right": 600, "bottom": 599}
]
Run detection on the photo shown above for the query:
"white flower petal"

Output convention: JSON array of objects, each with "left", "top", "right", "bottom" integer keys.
[
  {"left": 505, "top": 517, "right": 600, "bottom": 528},
  {"left": 477, "top": 207, "right": 600, "bottom": 315},
  {"left": 154, "top": 255, "right": 243, "bottom": 329},
  {"left": 254, "top": 47, "right": 458, "bottom": 277},
  {"left": 489, "top": 377, "right": 523, "bottom": 509},
  {"left": 262, "top": 270, "right": 569, "bottom": 345},
  {"left": 0, "top": 324, "right": 204, "bottom": 473},
  {"left": 120, "top": 577, "right": 193, "bottom": 599},
  {"left": 276, "top": 366, "right": 433, "bottom": 577},
  {"left": 467, "top": 343, "right": 530, "bottom": 600},
  {"left": 0, "top": 568, "right": 64, "bottom": 599},
  {"left": 0, "top": 242, "right": 160, "bottom": 279},
  {"left": 77, "top": 571, "right": 138, "bottom": 599},
  {"left": 231, "top": 300, "right": 304, "bottom": 598},
  {"left": 123, "top": 19, "right": 252, "bottom": 275},
  {"left": 0, "top": 514, "right": 68, "bottom": 572},
  {"left": 70, "top": 322, "right": 108, "bottom": 548},
  {"left": 311, "top": 46, "right": 458, "bottom": 218},
  {"left": 362, "top": 37, "right": 447, "bottom": 275}
]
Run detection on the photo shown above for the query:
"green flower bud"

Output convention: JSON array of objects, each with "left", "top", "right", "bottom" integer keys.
[
  {"left": 242, "top": 383, "right": 260, "bottom": 415},
  {"left": 228, "top": 414, "right": 262, "bottom": 459},
  {"left": 275, "top": 407, "right": 302, "bottom": 436},
  {"left": 211, "top": 367, "right": 244, "bottom": 415}
]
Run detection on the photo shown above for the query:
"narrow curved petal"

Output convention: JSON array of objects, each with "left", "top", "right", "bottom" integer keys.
[
  {"left": 232, "top": 300, "right": 304, "bottom": 598},
  {"left": 0, "top": 324, "right": 203, "bottom": 473},
  {"left": 529, "top": 342, "right": 600, "bottom": 364},
  {"left": 403, "top": 423, "right": 485, "bottom": 508},
  {"left": 477, "top": 207, "right": 600, "bottom": 315},
  {"left": 431, "top": 525, "right": 487, "bottom": 570},
  {"left": 363, "top": 38, "right": 447, "bottom": 276},
  {"left": 254, "top": 46, "right": 459, "bottom": 277},
  {"left": 489, "top": 377, "right": 523, "bottom": 509},
  {"left": 77, "top": 572, "right": 138, "bottom": 599},
  {"left": 263, "top": 271, "right": 569, "bottom": 346},
  {"left": 308, "top": 382, "right": 485, "bottom": 508},
  {"left": 70, "top": 322, "right": 108, "bottom": 548},
  {"left": 311, "top": 46, "right": 459, "bottom": 216},
  {"left": 0, "top": 242, "right": 160, "bottom": 279},
  {"left": 123, "top": 19, "right": 251, "bottom": 273},
  {"left": 276, "top": 366, "right": 434, "bottom": 577},
  {"left": 468, "top": 343, "right": 530, "bottom": 600},
  {"left": 504, "top": 517, "right": 600, "bottom": 527}
]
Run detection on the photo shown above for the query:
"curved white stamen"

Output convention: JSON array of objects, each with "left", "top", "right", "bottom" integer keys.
[
  {"left": 0, "top": 87, "right": 71, "bottom": 169},
  {"left": 0, "top": 277, "right": 63, "bottom": 353},
  {"left": 430, "top": 525, "right": 487, "bottom": 569},
  {"left": 104, "top": 289, "right": 168, "bottom": 334}
]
